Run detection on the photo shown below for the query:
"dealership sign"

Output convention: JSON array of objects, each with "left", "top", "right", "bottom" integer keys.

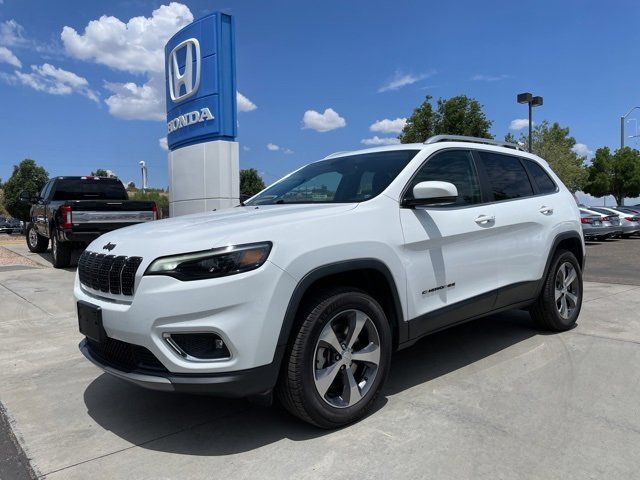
[{"left": 164, "top": 13, "right": 237, "bottom": 150}]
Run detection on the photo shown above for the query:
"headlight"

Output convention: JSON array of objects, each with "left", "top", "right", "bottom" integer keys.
[{"left": 145, "top": 242, "right": 272, "bottom": 281}]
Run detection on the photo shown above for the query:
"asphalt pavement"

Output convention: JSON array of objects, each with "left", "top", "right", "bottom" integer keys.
[{"left": 0, "top": 239, "right": 639, "bottom": 479}]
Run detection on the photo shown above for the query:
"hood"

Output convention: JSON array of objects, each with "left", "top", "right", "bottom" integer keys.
[{"left": 86, "top": 203, "right": 358, "bottom": 258}]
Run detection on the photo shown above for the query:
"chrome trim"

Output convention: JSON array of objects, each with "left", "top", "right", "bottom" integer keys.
[
  {"left": 162, "top": 332, "right": 232, "bottom": 363},
  {"left": 72, "top": 210, "right": 155, "bottom": 224}
]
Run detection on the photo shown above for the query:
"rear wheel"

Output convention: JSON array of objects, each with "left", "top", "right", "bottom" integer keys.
[
  {"left": 51, "top": 232, "right": 71, "bottom": 268},
  {"left": 530, "top": 249, "right": 582, "bottom": 331},
  {"left": 277, "top": 288, "right": 392, "bottom": 428},
  {"left": 26, "top": 224, "right": 48, "bottom": 253}
]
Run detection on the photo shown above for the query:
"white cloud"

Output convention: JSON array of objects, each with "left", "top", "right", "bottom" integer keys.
[
  {"left": 509, "top": 118, "right": 531, "bottom": 131},
  {"left": 267, "top": 143, "right": 280, "bottom": 151},
  {"left": 61, "top": 3, "right": 193, "bottom": 74},
  {"left": 378, "top": 70, "right": 435, "bottom": 92},
  {"left": 237, "top": 92, "right": 257, "bottom": 112},
  {"left": 302, "top": 108, "right": 346, "bottom": 132},
  {"left": 572, "top": 143, "right": 593, "bottom": 158},
  {"left": 104, "top": 73, "right": 164, "bottom": 120},
  {"left": 11, "top": 63, "right": 98, "bottom": 102},
  {"left": 361, "top": 136, "right": 401, "bottom": 146},
  {"left": 283, "top": 148, "right": 294, "bottom": 154},
  {"left": 0, "top": 19, "right": 27, "bottom": 47},
  {"left": 159, "top": 137, "right": 168, "bottom": 151},
  {"left": 471, "top": 74, "right": 511, "bottom": 82},
  {"left": 370, "top": 117, "right": 406, "bottom": 134},
  {"left": 242, "top": 145, "right": 251, "bottom": 151},
  {"left": 0, "top": 46, "right": 20, "bottom": 67},
  {"left": 60, "top": 3, "right": 192, "bottom": 121}
]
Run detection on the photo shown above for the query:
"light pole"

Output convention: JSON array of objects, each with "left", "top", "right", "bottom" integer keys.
[
  {"left": 139, "top": 161, "right": 148, "bottom": 192},
  {"left": 621, "top": 106, "right": 640, "bottom": 148},
  {"left": 517, "top": 92, "right": 543, "bottom": 152}
]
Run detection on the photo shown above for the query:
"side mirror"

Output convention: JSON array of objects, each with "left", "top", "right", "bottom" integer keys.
[
  {"left": 404, "top": 181, "right": 458, "bottom": 207},
  {"left": 18, "top": 191, "right": 35, "bottom": 204}
]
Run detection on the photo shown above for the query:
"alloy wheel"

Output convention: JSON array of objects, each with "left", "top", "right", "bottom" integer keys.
[
  {"left": 28, "top": 228, "right": 38, "bottom": 248},
  {"left": 313, "top": 309, "right": 381, "bottom": 408},
  {"left": 555, "top": 262, "right": 579, "bottom": 319}
]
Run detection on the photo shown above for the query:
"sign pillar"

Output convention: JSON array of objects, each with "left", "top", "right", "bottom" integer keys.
[{"left": 165, "top": 12, "right": 239, "bottom": 217}]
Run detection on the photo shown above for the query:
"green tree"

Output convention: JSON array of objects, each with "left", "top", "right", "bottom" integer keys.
[
  {"left": 91, "top": 169, "right": 109, "bottom": 177},
  {"left": 506, "top": 121, "right": 587, "bottom": 192},
  {"left": 240, "top": 168, "right": 265, "bottom": 197},
  {"left": 3, "top": 159, "right": 49, "bottom": 220},
  {"left": 583, "top": 146, "right": 640, "bottom": 205},
  {"left": 399, "top": 95, "right": 437, "bottom": 143},
  {"left": 400, "top": 95, "right": 493, "bottom": 143}
]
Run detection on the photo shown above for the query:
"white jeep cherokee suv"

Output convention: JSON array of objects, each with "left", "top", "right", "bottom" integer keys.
[{"left": 76, "top": 135, "right": 585, "bottom": 428}]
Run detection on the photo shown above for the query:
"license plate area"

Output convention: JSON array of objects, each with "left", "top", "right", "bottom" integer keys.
[{"left": 77, "top": 301, "right": 106, "bottom": 343}]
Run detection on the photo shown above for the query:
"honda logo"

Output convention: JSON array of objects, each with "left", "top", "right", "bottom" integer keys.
[{"left": 168, "top": 38, "right": 201, "bottom": 103}]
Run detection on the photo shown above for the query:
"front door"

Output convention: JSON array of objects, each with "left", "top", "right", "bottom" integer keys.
[{"left": 399, "top": 149, "right": 501, "bottom": 337}]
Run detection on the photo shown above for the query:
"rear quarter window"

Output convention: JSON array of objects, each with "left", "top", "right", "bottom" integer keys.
[{"left": 523, "top": 159, "right": 557, "bottom": 194}]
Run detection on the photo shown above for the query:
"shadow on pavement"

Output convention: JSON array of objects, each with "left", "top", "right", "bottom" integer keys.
[{"left": 83, "top": 309, "right": 537, "bottom": 456}]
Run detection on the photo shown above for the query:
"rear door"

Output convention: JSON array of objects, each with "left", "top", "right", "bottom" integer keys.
[
  {"left": 475, "top": 152, "right": 558, "bottom": 305},
  {"left": 399, "top": 149, "right": 500, "bottom": 335}
]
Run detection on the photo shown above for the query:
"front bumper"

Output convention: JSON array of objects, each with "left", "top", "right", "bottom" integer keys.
[
  {"left": 74, "top": 259, "right": 296, "bottom": 376},
  {"left": 80, "top": 339, "right": 284, "bottom": 395}
]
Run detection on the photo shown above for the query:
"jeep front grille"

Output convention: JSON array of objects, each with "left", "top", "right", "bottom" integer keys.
[{"left": 78, "top": 251, "right": 143, "bottom": 296}]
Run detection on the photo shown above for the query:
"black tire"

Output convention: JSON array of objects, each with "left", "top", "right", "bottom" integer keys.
[
  {"left": 26, "top": 224, "right": 48, "bottom": 253},
  {"left": 51, "top": 232, "right": 72, "bottom": 268},
  {"left": 530, "top": 249, "right": 582, "bottom": 331},
  {"left": 276, "top": 288, "right": 392, "bottom": 428}
]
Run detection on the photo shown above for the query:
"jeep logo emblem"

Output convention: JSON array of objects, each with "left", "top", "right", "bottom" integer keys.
[{"left": 103, "top": 242, "right": 116, "bottom": 251}]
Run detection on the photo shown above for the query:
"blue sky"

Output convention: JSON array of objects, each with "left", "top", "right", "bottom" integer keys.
[{"left": 1, "top": 0, "right": 639, "bottom": 197}]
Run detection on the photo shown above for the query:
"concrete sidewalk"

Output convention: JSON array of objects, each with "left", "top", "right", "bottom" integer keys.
[{"left": 0, "top": 257, "right": 639, "bottom": 479}]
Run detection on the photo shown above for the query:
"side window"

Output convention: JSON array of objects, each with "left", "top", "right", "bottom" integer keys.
[
  {"left": 39, "top": 181, "right": 52, "bottom": 200},
  {"left": 523, "top": 159, "right": 557, "bottom": 194},
  {"left": 407, "top": 150, "right": 481, "bottom": 206},
  {"left": 479, "top": 152, "right": 534, "bottom": 201}
]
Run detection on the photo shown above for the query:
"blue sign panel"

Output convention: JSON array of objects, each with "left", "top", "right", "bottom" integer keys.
[{"left": 165, "top": 12, "right": 237, "bottom": 150}]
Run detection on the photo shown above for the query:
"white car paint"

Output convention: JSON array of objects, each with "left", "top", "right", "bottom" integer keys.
[{"left": 75, "top": 141, "right": 583, "bottom": 383}]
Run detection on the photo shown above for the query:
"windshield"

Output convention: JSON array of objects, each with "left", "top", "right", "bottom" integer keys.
[{"left": 246, "top": 150, "right": 419, "bottom": 205}]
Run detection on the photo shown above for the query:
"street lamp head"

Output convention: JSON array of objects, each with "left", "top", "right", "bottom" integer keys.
[
  {"left": 517, "top": 92, "right": 533, "bottom": 104},
  {"left": 139, "top": 161, "right": 146, "bottom": 167},
  {"left": 531, "top": 96, "right": 543, "bottom": 107}
]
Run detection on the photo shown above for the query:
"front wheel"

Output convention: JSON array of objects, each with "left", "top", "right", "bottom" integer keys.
[
  {"left": 277, "top": 288, "right": 392, "bottom": 428},
  {"left": 26, "top": 224, "right": 48, "bottom": 253},
  {"left": 530, "top": 249, "right": 583, "bottom": 331},
  {"left": 51, "top": 233, "right": 72, "bottom": 268}
]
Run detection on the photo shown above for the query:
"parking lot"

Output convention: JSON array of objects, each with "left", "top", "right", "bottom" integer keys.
[{"left": 1, "top": 235, "right": 639, "bottom": 479}]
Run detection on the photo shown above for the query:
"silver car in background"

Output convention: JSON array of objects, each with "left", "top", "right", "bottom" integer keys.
[
  {"left": 579, "top": 208, "right": 622, "bottom": 240},
  {"left": 589, "top": 207, "right": 640, "bottom": 238},
  {"left": 580, "top": 211, "right": 607, "bottom": 240}
]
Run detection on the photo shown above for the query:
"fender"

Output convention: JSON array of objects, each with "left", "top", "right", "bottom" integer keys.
[
  {"left": 276, "top": 258, "right": 408, "bottom": 350},
  {"left": 535, "top": 230, "right": 584, "bottom": 298}
]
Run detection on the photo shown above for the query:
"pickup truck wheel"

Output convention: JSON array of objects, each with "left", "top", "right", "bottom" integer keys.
[
  {"left": 530, "top": 249, "right": 582, "bottom": 332},
  {"left": 51, "top": 233, "right": 71, "bottom": 268},
  {"left": 277, "top": 288, "right": 392, "bottom": 428},
  {"left": 26, "top": 224, "right": 48, "bottom": 253}
]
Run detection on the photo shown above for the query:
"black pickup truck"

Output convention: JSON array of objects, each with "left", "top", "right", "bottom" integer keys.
[{"left": 20, "top": 176, "right": 157, "bottom": 268}]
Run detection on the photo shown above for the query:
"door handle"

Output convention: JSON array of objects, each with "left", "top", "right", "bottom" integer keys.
[
  {"left": 539, "top": 205, "right": 554, "bottom": 215},
  {"left": 475, "top": 214, "right": 495, "bottom": 224}
]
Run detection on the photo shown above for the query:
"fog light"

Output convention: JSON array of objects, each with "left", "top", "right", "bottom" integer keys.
[{"left": 163, "top": 332, "right": 231, "bottom": 360}]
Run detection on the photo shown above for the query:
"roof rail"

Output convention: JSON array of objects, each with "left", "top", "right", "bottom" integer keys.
[
  {"left": 323, "top": 151, "right": 351, "bottom": 159},
  {"left": 424, "top": 134, "right": 525, "bottom": 151}
]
